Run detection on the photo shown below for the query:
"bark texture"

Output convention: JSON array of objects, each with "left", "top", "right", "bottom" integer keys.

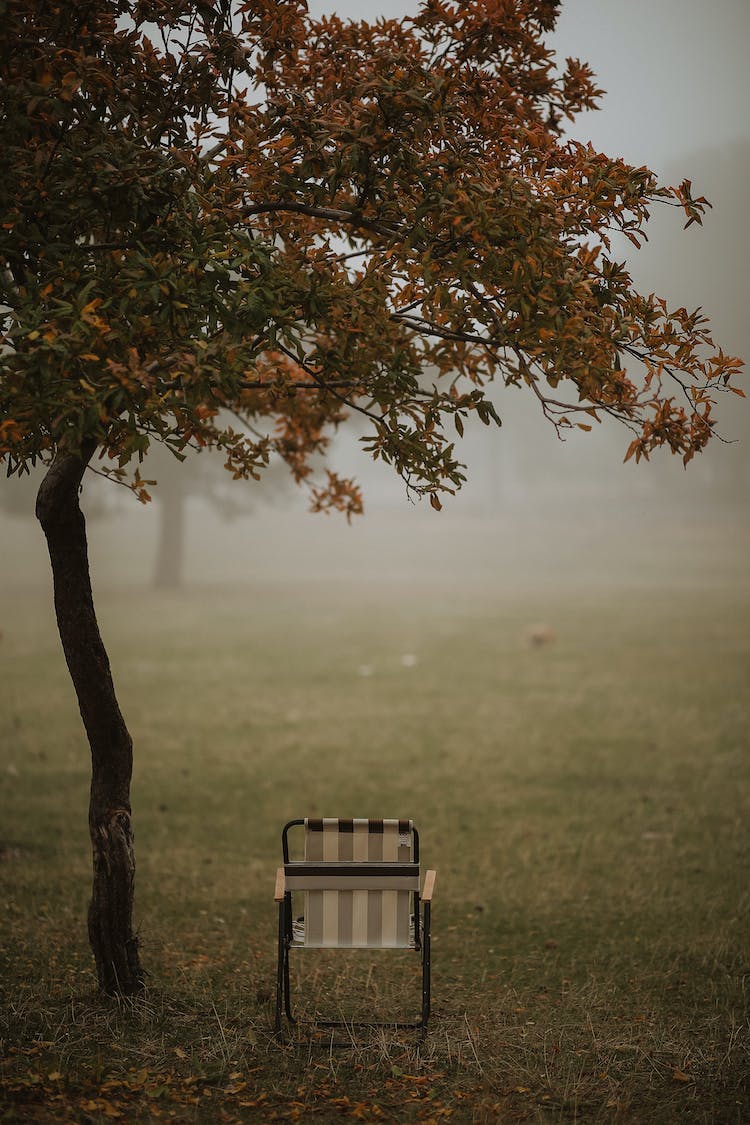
[{"left": 36, "top": 444, "right": 145, "bottom": 994}]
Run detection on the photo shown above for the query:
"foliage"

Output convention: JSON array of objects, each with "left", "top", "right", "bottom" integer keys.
[{"left": 0, "top": 0, "right": 743, "bottom": 513}]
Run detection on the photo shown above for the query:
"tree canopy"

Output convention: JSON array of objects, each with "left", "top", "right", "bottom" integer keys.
[{"left": 1, "top": 0, "right": 743, "bottom": 514}]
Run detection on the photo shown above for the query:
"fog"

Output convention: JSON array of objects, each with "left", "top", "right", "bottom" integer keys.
[{"left": 2, "top": 0, "right": 748, "bottom": 595}]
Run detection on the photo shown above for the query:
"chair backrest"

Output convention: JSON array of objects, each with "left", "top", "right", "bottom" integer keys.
[{"left": 284, "top": 818, "right": 418, "bottom": 948}]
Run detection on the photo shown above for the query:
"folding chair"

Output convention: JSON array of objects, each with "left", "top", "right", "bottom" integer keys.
[{"left": 274, "top": 818, "right": 436, "bottom": 1036}]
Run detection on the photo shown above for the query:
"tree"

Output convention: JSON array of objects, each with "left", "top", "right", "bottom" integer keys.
[
  {"left": 144, "top": 442, "right": 293, "bottom": 589},
  {"left": 0, "top": 0, "right": 742, "bottom": 995}
]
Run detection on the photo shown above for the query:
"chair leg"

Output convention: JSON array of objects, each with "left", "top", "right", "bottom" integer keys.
[
  {"left": 420, "top": 901, "right": 431, "bottom": 1029},
  {"left": 275, "top": 903, "right": 286, "bottom": 1036},
  {"left": 283, "top": 942, "right": 296, "bottom": 1023},
  {"left": 277, "top": 903, "right": 431, "bottom": 1035}
]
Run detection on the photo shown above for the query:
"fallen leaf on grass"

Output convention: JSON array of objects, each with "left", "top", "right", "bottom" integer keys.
[
  {"left": 672, "top": 1069, "right": 693, "bottom": 1083},
  {"left": 80, "top": 1099, "right": 122, "bottom": 1119}
]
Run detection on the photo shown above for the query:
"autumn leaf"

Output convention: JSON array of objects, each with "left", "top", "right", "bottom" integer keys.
[{"left": 672, "top": 1068, "right": 693, "bottom": 1083}]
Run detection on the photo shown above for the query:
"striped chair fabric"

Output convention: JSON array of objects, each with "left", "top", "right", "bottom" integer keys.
[{"left": 287, "top": 818, "right": 417, "bottom": 949}]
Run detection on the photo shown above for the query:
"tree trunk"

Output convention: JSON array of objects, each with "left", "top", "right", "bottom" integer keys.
[{"left": 36, "top": 444, "right": 145, "bottom": 995}]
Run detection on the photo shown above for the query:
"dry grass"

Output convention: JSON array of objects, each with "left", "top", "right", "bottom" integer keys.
[{"left": 1, "top": 524, "right": 749, "bottom": 1122}]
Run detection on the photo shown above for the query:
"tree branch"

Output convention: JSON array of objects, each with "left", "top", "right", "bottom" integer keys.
[
  {"left": 273, "top": 343, "right": 384, "bottom": 427},
  {"left": 242, "top": 201, "right": 401, "bottom": 239}
]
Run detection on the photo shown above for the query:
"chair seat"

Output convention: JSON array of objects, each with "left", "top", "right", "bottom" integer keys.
[{"left": 291, "top": 914, "right": 417, "bottom": 949}]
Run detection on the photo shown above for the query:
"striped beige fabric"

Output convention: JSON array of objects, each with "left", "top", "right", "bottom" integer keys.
[{"left": 291, "top": 819, "right": 415, "bottom": 949}]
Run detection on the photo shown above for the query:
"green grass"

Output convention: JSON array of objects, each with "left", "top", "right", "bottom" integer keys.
[{"left": 1, "top": 539, "right": 749, "bottom": 1122}]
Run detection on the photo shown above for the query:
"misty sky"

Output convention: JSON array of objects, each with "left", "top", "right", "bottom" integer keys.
[{"left": 307, "top": 0, "right": 750, "bottom": 173}]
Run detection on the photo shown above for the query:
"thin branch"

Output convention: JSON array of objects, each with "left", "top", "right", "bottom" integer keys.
[
  {"left": 390, "top": 311, "right": 500, "bottom": 347},
  {"left": 86, "top": 465, "right": 137, "bottom": 490},
  {"left": 225, "top": 408, "right": 269, "bottom": 442},
  {"left": 619, "top": 341, "right": 723, "bottom": 426},
  {"left": 242, "top": 201, "right": 400, "bottom": 240},
  {"left": 274, "top": 343, "right": 384, "bottom": 427},
  {"left": 330, "top": 248, "right": 371, "bottom": 264},
  {"left": 201, "top": 138, "right": 230, "bottom": 163},
  {"left": 238, "top": 379, "right": 358, "bottom": 390}
]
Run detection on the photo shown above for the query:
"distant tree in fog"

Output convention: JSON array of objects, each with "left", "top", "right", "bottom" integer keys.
[
  {"left": 0, "top": 0, "right": 743, "bottom": 995},
  {"left": 145, "top": 443, "right": 292, "bottom": 589}
]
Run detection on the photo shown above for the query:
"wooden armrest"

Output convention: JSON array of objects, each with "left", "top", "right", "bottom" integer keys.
[
  {"left": 274, "top": 867, "right": 285, "bottom": 902},
  {"left": 422, "top": 869, "right": 437, "bottom": 903}
]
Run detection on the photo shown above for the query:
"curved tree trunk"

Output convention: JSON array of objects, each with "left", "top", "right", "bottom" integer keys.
[{"left": 36, "top": 444, "right": 144, "bottom": 995}]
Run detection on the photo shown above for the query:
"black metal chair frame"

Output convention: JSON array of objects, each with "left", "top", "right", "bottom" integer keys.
[{"left": 274, "top": 818, "right": 434, "bottom": 1037}]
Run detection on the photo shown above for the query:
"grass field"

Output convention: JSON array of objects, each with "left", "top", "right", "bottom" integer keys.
[{"left": 1, "top": 510, "right": 749, "bottom": 1122}]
